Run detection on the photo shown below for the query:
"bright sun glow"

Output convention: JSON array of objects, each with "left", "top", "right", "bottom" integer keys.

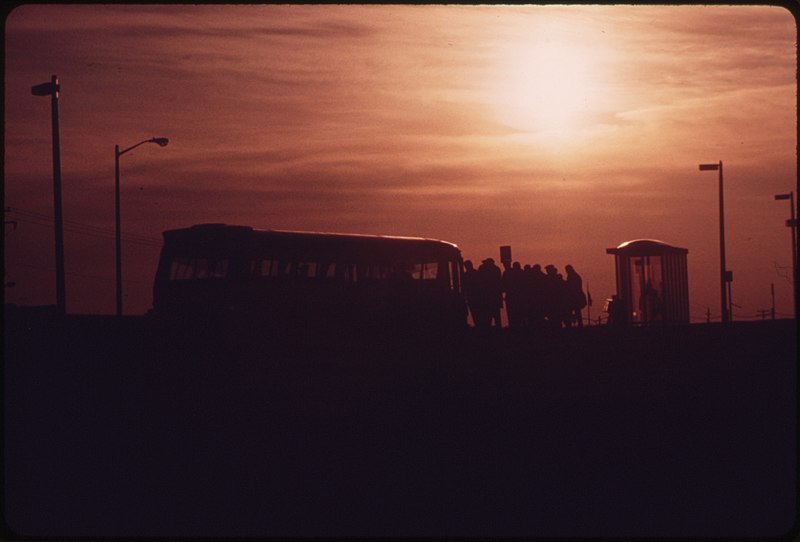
[{"left": 489, "top": 39, "right": 608, "bottom": 138}]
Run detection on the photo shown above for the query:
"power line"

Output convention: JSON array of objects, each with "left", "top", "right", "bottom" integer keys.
[
  {"left": 9, "top": 261, "right": 153, "bottom": 284},
  {"left": 11, "top": 215, "right": 162, "bottom": 247},
  {"left": 10, "top": 206, "right": 162, "bottom": 243},
  {"left": 7, "top": 206, "right": 162, "bottom": 247}
]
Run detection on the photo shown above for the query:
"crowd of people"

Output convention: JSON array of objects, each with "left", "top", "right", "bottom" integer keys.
[{"left": 462, "top": 258, "right": 588, "bottom": 330}]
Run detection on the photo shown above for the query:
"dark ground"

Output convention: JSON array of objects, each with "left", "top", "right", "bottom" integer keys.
[{"left": 3, "top": 308, "right": 798, "bottom": 538}]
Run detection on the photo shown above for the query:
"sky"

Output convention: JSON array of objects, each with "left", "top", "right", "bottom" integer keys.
[{"left": 3, "top": 4, "right": 797, "bottom": 321}]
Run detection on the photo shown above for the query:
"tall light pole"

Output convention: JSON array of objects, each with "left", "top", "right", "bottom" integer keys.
[
  {"left": 115, "top": 137, "right": 169, "bottom": 316},
  {"left": 774, "top": 191, "right": 797, "bottom": 318},
  {"left": 31, "top": 75, "right": 66, "bottom": 315},
  {"left": 699, "top": 161, "right": 730, "bottom": 323}
]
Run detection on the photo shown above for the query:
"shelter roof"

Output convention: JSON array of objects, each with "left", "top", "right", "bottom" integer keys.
[{"left": 606, "top": 239, "right": 688, "bottom": 256}]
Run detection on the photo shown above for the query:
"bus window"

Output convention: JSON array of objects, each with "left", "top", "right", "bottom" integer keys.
[
  {"left": 212, "top": 259, "right": 228, "bottom": 278},
  {"left": 321, "top": 262, "right": 336, "bottom": 279},
  {"left": 424, "top": 262, "right": 438, "bottom": 280},
  {"left": 449, "top": 261, "right": 460, "bottom": 291},
  {"left": 194, "top": 259, "right": 210, "bottom": 279},
  {"left": 195, "top": 258, "right": 228, "bottom": 279},
  {"left": 296, "top": 261, "right": 319, "bottom": 278},
  {"left": 412, "top": 262, "right": 440, "bottom": 281},
  {"left": 335, "top": 262, "right": 357, "bottom": 282},
  {"left": 170, "top": 257, "right": 227, "bottom": 280},
  {"left": 170, "top": 257, "right": 194, "bottom": 280},
  {"left": 296, "top": 262, "right": 308, "bottom": 278},
  {"left": 390, "top": 263, "right": 414, "bottom": 281},
  {"left": 253, "top": 258, "right": 280, "bottom": 278},
  {"left": 359, "top": 263, "right": 391, "bottom": 281}
]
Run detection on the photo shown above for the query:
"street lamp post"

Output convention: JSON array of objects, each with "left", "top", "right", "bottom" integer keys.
[
  {"left": 31, "top": 75, "right": 66, "bottom": 315},
  {"left": 115, "top": 137, "right": 169, "bottom": 316},
  {"left": 774, "top": 191, "right": 797, "bottom": 318},
  {"left": 699, "top": 161, "right": 729, "bottom": 323}
]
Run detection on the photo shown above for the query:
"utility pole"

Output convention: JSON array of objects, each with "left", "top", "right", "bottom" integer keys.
[
  {"left": 32, "top": 75, "right": 66, "bottom": 315},
  {"left": 699, "top": 161, "right": 729, "bottom": 323},
  {"left": 774, "top": 192, "right": 797, "bottom": 319}
]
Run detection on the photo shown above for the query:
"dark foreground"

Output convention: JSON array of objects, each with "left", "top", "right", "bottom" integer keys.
[{"left": 3, "top": 309, "right": 798, "bottom": 538}]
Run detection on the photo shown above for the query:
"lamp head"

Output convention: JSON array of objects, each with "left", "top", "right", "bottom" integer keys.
[
  {"left": 152, "top": 137, "right": 169, "bottom": 147},
  {"left": 774, "top": 193, "right": 792, "bottom": 201}
]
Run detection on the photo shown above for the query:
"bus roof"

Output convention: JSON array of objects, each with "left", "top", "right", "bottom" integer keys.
[{"left": 161, "top": 223, "right": 462, "bottom": 261}]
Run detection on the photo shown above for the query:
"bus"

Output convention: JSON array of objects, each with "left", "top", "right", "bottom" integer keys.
[{"left": 151, "top": 223, "right": 467, "bottom": 332}]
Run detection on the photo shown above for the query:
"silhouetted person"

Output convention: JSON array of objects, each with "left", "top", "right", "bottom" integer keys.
[
  {"left": 525, "top": 264, "right": 547, "bottom": 330},
  {"left": 463, "top": 260, "right": 484, "bottom": 328},
  {"left": 556, "top": 272, "right": 571, "bottom": 328},
  {"left": 640, "top": 280, "right": 662, "bottom": 324},
  {"left": 503, "top": 261, "right": 525, "bottom": 328},
  {"left": 564, "top": 264, "right": 586, "bottom": 328},
  {"left": 543, "top": 265, "right": 565, "bottom": 329},
  {"left": 478, "top": 258, "right": 503, "bottom": 328},
  {"left": 517, "top": 264, "right": 533, "bottom": 328},
  {"left": 607, "top": 294, "right": 627, "bottom": 326}
]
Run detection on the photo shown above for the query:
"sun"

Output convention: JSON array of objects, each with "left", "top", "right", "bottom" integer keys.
[{"left": 488, "top": 39, "right": 606, "bottom": 138}]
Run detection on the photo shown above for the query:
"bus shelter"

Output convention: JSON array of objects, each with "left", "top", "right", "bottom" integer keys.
[{"left": 606, "top": 239, "right": 689, "bottom": 325}]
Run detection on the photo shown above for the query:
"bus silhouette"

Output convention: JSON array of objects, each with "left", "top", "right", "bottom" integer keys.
[{"left": 152, "top": 223, "right": 467, "bottom": 332}]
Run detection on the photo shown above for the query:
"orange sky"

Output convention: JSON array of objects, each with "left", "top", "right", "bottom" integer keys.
[{"left": 3, "top": 4, "right": 797, "bottom": 321}]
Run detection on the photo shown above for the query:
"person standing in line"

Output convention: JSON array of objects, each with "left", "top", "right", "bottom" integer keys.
[
  {"left": 479, "top": 258, "right": 503, "bottom": 328},
  {"left": 526, "top": 264, "right": 547, "bottom": 330},
  {"left": 565, "top": 264, "right": 587, "bottom": 328},
  {"left": 462, "top": 260, "right": 484, "bottom": 328},
  {"left": 503, "top": 261, "right": 525, "bottom": 328},
  {"left": 556, "top": 271, "right": 571, "bottom": 328},
  {"left": 606, "top": 294, "right": 628, "bottom": 326},
  {"left": 543, "top": 265, "right": 568, "bottom": 330}
]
